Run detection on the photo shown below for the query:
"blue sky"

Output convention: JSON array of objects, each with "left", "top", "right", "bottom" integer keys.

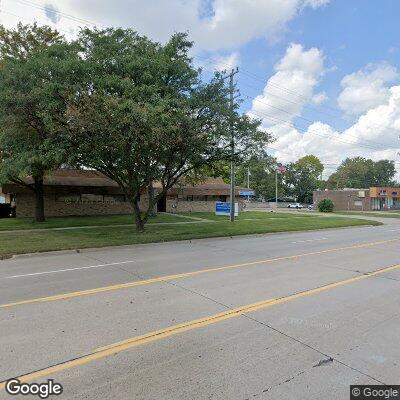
[
  {"left": 226, "top": 0, "right": 400, "bottom": 127},
  {"left": 2, "top": 0, "right": 399, "bottom": 177}
]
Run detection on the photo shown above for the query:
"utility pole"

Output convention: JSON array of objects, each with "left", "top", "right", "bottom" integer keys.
[
  {"left": 275, "top": 163, "right": 287, "bottom": 209},
  {"left": 275, "top": 167, "right": 278, "bottom": 209},
  {"left": 228, "top": 68, "right": 239, "bottom": 223}
]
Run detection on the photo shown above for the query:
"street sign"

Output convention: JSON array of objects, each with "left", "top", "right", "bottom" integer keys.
[
  {"left": 239, "top": 190, "right": 255, "bottom": 196},
  {"left": 215, "top": 202, "right": 239, "bottom": 216}
]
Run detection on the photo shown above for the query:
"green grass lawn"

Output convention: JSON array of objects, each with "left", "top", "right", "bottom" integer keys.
[
  {"left": 334, "top": 211, "right": 400, "bottom": 218},
  {"left": 182, "top": 211, "right": 316, "bottom": 221},
  {"left": 0, "top": 213, "right": 194, "bottom": 231},
  {"left": 0, "top": 212, "right": 381, "bottom": 258}
]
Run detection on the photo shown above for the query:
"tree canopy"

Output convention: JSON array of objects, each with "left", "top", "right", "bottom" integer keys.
[
  {"left": 67, "top": 28, "right": 269, "bottom": 231},
  {"left": 0, "top": 23, "right": 80, "bottom": 221},
  {"left": 326, "top": 157, "right": 396, "bottom": 189},
  {"left": 235, "top": 153, "right": 277, "bottom": 200},
  {"left": 283, "top": 155, "right": 324, "bottom": 203}
]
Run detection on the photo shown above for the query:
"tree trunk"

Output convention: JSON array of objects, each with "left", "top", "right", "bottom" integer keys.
[
  {"left": 132, "top": 196, "right": 144, "bottom": 232},
  {"left": 147, "top": 182, "right": 156, "bottom": 217},
  {"left": 33, "top": 176, "right": 45, "bottom": 222}
]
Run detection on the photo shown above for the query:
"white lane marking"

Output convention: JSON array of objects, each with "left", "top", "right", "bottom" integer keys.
[
  {"left": 291, "top": 238, "right": 328, "bottom": 244},
  {"left": 1, "top": 260, "right": 136, "bottom": 280}
]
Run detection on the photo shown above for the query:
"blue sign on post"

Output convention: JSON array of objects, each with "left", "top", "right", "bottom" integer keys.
[
  {"left": 215, "top": 202, "right": 239, "bottom": 216},
  {"left": 239, "top": 190, "right": 255, "bottom": 197}
]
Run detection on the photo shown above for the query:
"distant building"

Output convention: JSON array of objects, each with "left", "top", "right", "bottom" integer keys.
[
  {"left": 1, "top": 169, "right": 249, "bottom": 218},
  {"left": 313, "top": 187, "right": 400, "bottom": 211}
]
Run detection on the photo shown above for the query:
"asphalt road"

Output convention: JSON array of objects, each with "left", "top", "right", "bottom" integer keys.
[{"left": 1, "top": 215, "right": 400, "bottom": 399}]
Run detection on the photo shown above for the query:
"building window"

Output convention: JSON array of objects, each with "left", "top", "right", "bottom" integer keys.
[
  {"left": 81, "top": 194, "right": 104, "bottom": 202},
  {"left": 195, "top": 195, "right": 207, "bottom": 201},
  {"left": 183, "top": 195, "right": 226, "bottom": 202},
  {"left": 184, "top": 195, "right": 208, "bottom": 201},
  {"left": 56, "top": 194, "right": 81, "bottom": 203},
  {"left": 104, "top": 195, "right": 126, "bottom": 203}
]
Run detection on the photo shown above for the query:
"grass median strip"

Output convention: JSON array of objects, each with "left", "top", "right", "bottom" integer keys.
[
  {"left": 1, "top": 261, "right": 399, "bottom": 389},
  {"left": 0, "top": 214, "right": 381, "bottom": 258},
  {"left": 1, "top": 237, "right": 398, "bottom": 309}
]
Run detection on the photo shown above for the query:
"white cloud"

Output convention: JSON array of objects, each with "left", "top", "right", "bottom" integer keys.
[
  {"left": 0, "top": 0, "right": 329, "bottom": 52},
  {"left": 268, "top": 102, "right": 400, "bottom": 181},
  {"left": 213, "top": 52, "right": 240, "bottom": 72},
  {"left": 337, "top": 63, "right": 399, "bottom": 117},
  {"left": 269, "top": 88, "right": 400, "bottom": 180},
  {"left": 195, "top": 0, "right": 315, "bottom": 50},
  {"left": 250, "top": 43, "right": 325, "bottom": 124},
  {"left": 312, "top": 92, "right": 328, "bottom": 104},
  {"left": 249, "top": 47, "right": 400, "bottom": 180}
]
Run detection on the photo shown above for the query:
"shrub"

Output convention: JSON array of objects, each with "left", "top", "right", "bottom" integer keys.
[{"left": 318, "top": 199, "right": 334, "bottom": 213}]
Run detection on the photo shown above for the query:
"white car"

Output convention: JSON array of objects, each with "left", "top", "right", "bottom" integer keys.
[{"left": 287, "top": 203, "right": 303, "bottom": 209}]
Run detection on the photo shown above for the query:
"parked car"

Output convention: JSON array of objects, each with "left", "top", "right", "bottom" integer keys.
[{"left": 287, "top": 203, "right": 303, "bottom": 209}]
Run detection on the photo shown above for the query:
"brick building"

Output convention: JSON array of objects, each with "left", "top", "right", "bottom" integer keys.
[
  {"left": 313, "top": 187, "right": 400, "bottom": 211},
  {"left": 1, "top": 169, "right": 248, "bottom": 218}
]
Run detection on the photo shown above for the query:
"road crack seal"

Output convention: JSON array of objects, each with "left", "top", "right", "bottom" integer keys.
[{"left": 313, "top": 357, "right": 334, "bottom": 367}]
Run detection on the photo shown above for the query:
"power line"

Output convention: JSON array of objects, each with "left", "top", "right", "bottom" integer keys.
[
  {"left": 196, "top": 53, "right": 398, "bottom": 138},
  {"left": 12, "top": 0, "right": 101, "bottom": 27},
  {"left": 197, "top": 51, "right": 398, "bottom": 152},
  {"left": 249, "top": 105, "right": 397, "bottom": 153},
  {"left": 194, "top": 53, "right": 344, "bottom": 117},
  {"left": 8, "top": 0, "right": 400, "bottom": 144},
  {"left": 0, "top": 9, "right": 74, "bottom": 35},
  {"left": 238, "top": 80, "right": 396, "bottom": 150},
  {"left": 248, "top": 94, "right": 398, "bottom": 151},
  {"left": 3, "top": 0, "right": 400, "bottom": 169},
  {"left": 5, "top": 0, "right": 399, "bottom": 139},
  {"left": 265, "top": 145, "right": 400, "bottom": 165},
  {"left": 250, "top": 109, "right": 400, "bottom": 169}
]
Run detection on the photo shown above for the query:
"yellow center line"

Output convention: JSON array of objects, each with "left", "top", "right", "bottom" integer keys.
[
  {"left": 1, "top": 237, "right": 399, "bottom": 309},
  {"left": 1, "top": 261, "right": 399, "bottom": 390}
]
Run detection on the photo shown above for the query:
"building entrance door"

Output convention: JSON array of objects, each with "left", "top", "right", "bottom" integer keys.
[{"left": 157, "top": 195, "right": 167, "bottom": 212}]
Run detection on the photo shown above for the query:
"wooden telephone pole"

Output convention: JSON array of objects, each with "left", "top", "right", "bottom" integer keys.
[{"left": 228, "top": 68, "right": 239, "bottom": 222}]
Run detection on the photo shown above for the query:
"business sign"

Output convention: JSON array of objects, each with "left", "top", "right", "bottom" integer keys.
[
  {"left": 239, "top": 190, "right": 255, "bottom": 197},
  {"left": 215, "top": 202, "right": 239, "bottom": 216}
]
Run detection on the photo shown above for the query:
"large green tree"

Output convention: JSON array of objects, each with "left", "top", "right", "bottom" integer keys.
[
  {"left": 68, "top": 28, "right": 268, "bottom": 231},
  {"left": 327, "top": 157, "right": 396, "bottom": 189},
  {"left": 235, "top": 153, "right": 277, "bottom": 200},
  {"left": 0, "top": 23, "right": 79, "bottom": 221},
  {"left": 283, "top": 155, "right": 324, "bottom": 203}
]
